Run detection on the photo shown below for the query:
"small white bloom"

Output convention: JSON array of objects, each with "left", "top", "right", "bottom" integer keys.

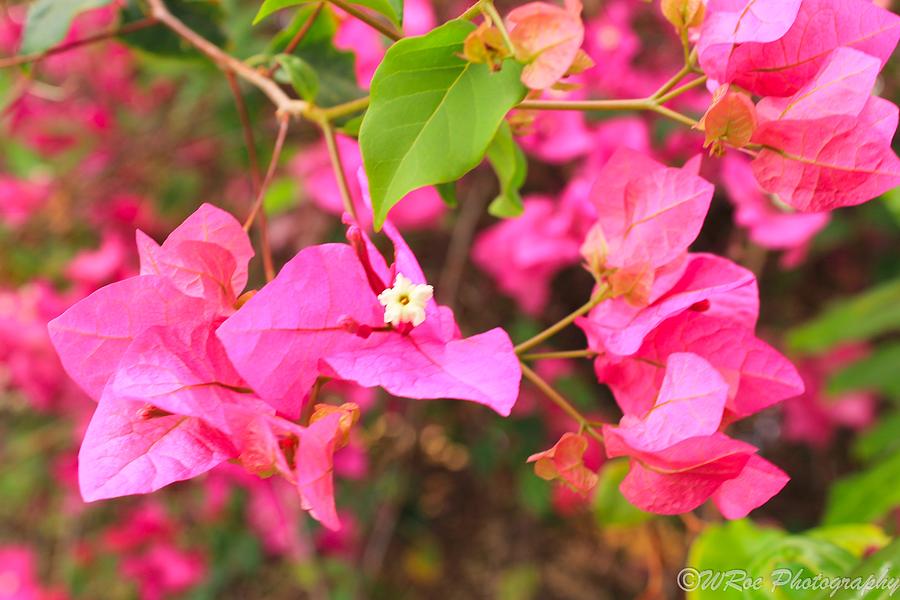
[{"left": 377, "top": 273, "right": 433, "bottom": 327}]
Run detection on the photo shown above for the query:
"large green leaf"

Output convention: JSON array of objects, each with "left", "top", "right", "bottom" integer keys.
[
  {"left": 788, "top": 278, "right": 900, "bottom": 355},
  {"left": 824, "top": 450, "right": 900, "bottom": 525},
  {"left": 486, "top": 120, "right": 528, "bottom": 218},
  {"left": 359, "top": 19, "right": 526, "bottom": 228},
  {"left": 806, "top": 525, "right": 890, "bottom": 558},
  {"left": 828, "top": 342, "right": 900, "bottom": 400},
  {"left": 254, "top": 0, "right": 403, "bottom": 27},
  {"left": 687, "top": 520, "right": 787, "bottom": 600},
  {"left": 744, "top": 536, "right": 858, "bottom": 600},
  {"left": 20, "top": 0, "right": 115, "bottom": 54},
  {"left": 828, "top": 538, "right": 900, "bottom": 600}
]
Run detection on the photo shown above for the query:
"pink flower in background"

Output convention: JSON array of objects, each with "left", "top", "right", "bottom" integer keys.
[
  {"left": 334, "top": 0, "right": 436, "bottom": 87},
  {"left": 0, "top": 175, "right": 50, "bottom": 228},
  {"left": 218, "top": 220, "right": 521, "bottom": 418},
  {"left": 0, "top": 546, "right": 68, "bottom": 600},
  {"left": 291, "top": 133, "right": 445, "bottom": 230},
  {"left": 121, "top": 544, "right": 206, "bottom": 600},
  {"left": 783, "top": 345, "right": 877, "bottom": 447},
  {"left": 603, "top": 353, "right": 789, "bottom": 518},
  {"left": 720, "top": 154, "right": 829, "bottom": 267},
  {"left": 472, "top": 177, "right": 594, "bottom": 315}
]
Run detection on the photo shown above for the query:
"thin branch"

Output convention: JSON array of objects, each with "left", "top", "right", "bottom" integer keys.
[
  {"left": 520, "top": 362, "right": 603, "bottom": 443},
  {"left": 243, "top": 115, "right": 290, "bottom": 282},
  {"left": 650, "top": 62, "right": 691, "bottom": 101},
  {"left": 520, "top": 349, "right": 597, "bottom": 361},
  {"left": 225, "top": 70, "right": 262, "bottom": 191},
  {"left": 650, "top": 103, "right": 699, "bottom": 128},
  {"left": 0, "top": 17, "right": 158, "bottom": 69},
  {"left": 328, "top": 0, "right": 402, "bottom": 41},
  {"left": 514, "top": 285, "right": 610, "bottom": 355},
  {"left": 519, "top": 98, "right": 654, "bottom": 112},
  {"left": 320, "top": 120, "right": 359, "bottom": 221},
  {"left": 320, "top": 95, "right": 370, "bottom": 121},
  {"left": 146, "top": 0, "right": 307, "bottom": 116},
  {"left": 656, "top": 75, "right": 708, "bottom": 105}
]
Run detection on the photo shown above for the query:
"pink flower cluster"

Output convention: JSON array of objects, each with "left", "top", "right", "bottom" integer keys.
[
  {"left": 525, "top": 148, "right": 805, "bottom": 518},
  {"left": 699, "top": 0, "right": 900, "bottom": 212},
  {"left": 48, "top": 205, "right": 522, "bottom": 530}
]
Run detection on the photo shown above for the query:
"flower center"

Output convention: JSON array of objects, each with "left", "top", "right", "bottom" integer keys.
[{"left": 377, "top": 273, "right": 433, "bottom": 327}]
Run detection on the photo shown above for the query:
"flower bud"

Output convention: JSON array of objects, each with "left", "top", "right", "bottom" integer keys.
[
  {"left": 699, "top": 85, "right": 758, "bottom": 156},
  {"left": 661, "top": 0, "right": 705, "bottom": 31}
]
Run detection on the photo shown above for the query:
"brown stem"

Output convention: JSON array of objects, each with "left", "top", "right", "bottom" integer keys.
[
  {"left": 225, "top": 70, "right": 262, "bottom": 191},
  {"left": 514, "top": 285, "right": 610, "bottom": 354},
  {"left": 520, "top": 362, "right": 603, "bottom": 443},
  {"left": 328, "top": 0, "right": 402, "bottom": 41},
  {"left": 520, "top": 349, "right": 597, "bottom": 361},
  {"left": 0, "top": 17, "right": 158, "bottom": 69},
  {"left": 320, "top": 119, "right": 359, "bottom": 220},
  {"left": 146, "top": 0, "right": 306, "bottom": 116},
  {"left": 243, "top": 115, "right": 290, "bottom": 282}
]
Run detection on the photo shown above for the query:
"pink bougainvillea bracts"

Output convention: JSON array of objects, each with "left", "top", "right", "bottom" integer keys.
[
  {"left": 506, "top": 0, "right": 586, "bottom": 89},
  {"left": 217, "top": 219, "right": 522, "bottom": 419},
  {"left": 602, "top": 353, "right": 789, "bottom": 518}
]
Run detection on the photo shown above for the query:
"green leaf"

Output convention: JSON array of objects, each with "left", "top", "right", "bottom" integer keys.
[
  {"left": 593, "top": 459, "right": 652, "bottom": 527},
  {"left": 360, "top": 19, "right": 527, "bottom": 229},
  {"left": 788, "top": 278, "right": 900, "bottom": 354},
  {"left": 828, "top": 538, "right": 900, "bottom": 600},
  {"left": 435, "top": 182, "right": 457, "bottom": 208},
  {"left": 254, "top": 0, "right": 402, "bottom": 27},
  {"left": 806, "top": 525, "right": 890, "bottom": 558},
  {"left": 828, "top": 342, "right": 900, "bottom": 399},
  {"left": 853, "top": 411, "right": 900, "bottom": 463},
  {"left": 486, "top": 120, "right": 527, "bottom": 218},
  {"left": 275, "top": 54, "right": 319, "bottom": 101},
  {"left": 687, "top": 520, "right": 787, "bottom": 600},
  {"left": 121, "top": 0, "right": 226, "bottom": 58},
  {"left": 743, "top": 536, "right": 857, "bottom": 600},
  {"left": 824, "top": 450, "right": 900, "bottom": 525},
  {"left": 20, "top": 0, "right": 115, "bottom": 54}
]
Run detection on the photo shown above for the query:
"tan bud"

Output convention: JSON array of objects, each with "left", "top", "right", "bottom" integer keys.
[{"left": 661, "top": 0, "right": 705, "bottom": 31}]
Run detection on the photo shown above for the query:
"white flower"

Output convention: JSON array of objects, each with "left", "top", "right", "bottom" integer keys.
[{"left": 377, "top": 273, "right": 433, "bottom": 327}]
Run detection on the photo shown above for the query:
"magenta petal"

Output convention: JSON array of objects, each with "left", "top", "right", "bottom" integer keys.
[
  {"left": 612, "top": 353, "right": 728, "bottom": 451},
  {"left": 712, "top": 455, "right": 789, "bottom": 519},
  {"left": 162, "top": 203, "right": 254, "bottom": 294},
  {"left": 619, "top": 460, "right": 727, "bottom": 515},
  {"left": 296, "top": 412, "right": 343, "bottom": 531},
  {"left": 110, "top": 322, "right": 273, "bottom": 436},
  {"left": 597, "top": 312, "right": 804, "bottom": 419},
  {"left": 729, "top": 0, "right": 900, "bottom": 97},
  {"left": 698, "top": 0, "right": 803, "bottom": 84},
  {"left": 216, "top": 244, "right": 382, "bottom": 417},
  {"left": 321, "top": 328, "right": 522, "bottom": 416},
  {"left": 138, "top": 239, "right": 239, "bottom": 313},
  {"left": 579, "top": 253, "right": 757, "bottom": 356},
  {"left": 79, "top": 391, "right": 235, "bottom": 501},
  {"left": 752, "top": 97, "right": 900, "bottom": 212},
  {"left": 48, "top": 276, "right": 210, "bottom": 400},
  {"left": 755, "top": 48, "right": 881, "bottom": 122}
]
